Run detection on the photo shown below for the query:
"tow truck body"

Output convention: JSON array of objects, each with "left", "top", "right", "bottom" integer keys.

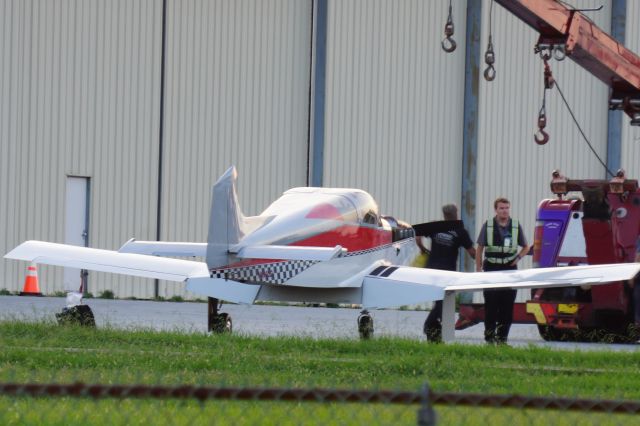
[{"left": 457, "top": 172, "right": 640, "bottom": 342}]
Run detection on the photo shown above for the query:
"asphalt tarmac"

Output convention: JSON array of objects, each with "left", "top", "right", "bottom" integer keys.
[{"left": 2, "top": 295, "right": 638, "bottom": 351}]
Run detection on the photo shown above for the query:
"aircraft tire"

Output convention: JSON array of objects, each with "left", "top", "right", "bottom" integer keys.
[
  {"left": 56, "top": 305, "right": 96, "bottom": 327},
  {"left": 210, "top": 313, "right": 232, "bottom": 334},
  {"left": 358, "top": 312, "right": 373, "bottom": 339}
]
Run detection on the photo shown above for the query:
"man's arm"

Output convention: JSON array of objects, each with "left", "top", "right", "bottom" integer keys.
[
  {"left": 466, "top": 246, "right": 476, "bottom": 260},
  {"left": 510, "top": 243, "right": 531, "bottom": 266},
  {"left": 475, "top": 245, "right": 484, "bottom": 271},
  {"left": 415, "top": 236, "right": 428, "bottom": 253},
  {"left": 511, "top": 222, "right": 530, "bottom": 266},
  {"left": 460, "top": 228, "right": 476, "bottom": 260}
]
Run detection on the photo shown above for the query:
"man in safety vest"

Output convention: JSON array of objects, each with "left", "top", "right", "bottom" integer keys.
[{"left": 475, "top": 197, "right": 530, "bottom": 344}]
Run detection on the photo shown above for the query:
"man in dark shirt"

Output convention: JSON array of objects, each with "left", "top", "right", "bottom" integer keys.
[{"left": 417, "top": 204, "right": 475, "bottom": 342}]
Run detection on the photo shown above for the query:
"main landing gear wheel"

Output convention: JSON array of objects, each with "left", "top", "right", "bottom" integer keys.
[
  {"left": 211, "top": 313, "right": 233, "bottom": 334},
  {"left": 358, "top": 310, "right": 374, "bottom": 339},
  {"left": 208, "top": 297, "right": 232, "bottom": 334},
  {"left": 56, "top": 304, "right": 96, "bottom": 327}
]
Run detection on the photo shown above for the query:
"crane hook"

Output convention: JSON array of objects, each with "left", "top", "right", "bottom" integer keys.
[
  {"left": 441, "top": 4, "right": 456, "bottom": 53},
  {"left": 483, "top": 39, "right": 496, "bottom": 81},
  {"left": 441, "top": 30, "right": 457, "bottom": 52},
  {"left": 534, "top": 112, "right": 550, "bottom": 145}
]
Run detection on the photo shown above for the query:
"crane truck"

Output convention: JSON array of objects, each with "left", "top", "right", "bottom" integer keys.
[
  {"left": 457, "top": 171, "right": 640, "bottom": 342},
  {"left": 454, "top": 1, "right": 640, "bottom": 342}
]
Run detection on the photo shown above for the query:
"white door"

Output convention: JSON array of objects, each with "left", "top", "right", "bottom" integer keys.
[{"left": 64, "top": 177, "right": 90, "bottom": 291}]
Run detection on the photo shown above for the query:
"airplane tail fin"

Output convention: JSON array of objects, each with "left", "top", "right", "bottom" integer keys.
[{"left": 206, "top": 166, "right": 246, "bottom": 270}]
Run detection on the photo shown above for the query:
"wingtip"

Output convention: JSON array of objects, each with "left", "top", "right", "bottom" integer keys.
[
  {"left": 4, "top": 241, "right": 34, "bottom": 261},
  {"left": 118, "top": 238, "right": 137, "bottom": 252}
]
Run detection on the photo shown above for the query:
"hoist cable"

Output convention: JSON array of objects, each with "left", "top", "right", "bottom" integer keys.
[{"left": 553, "top": 78, "right": 614, "bottom": 177}]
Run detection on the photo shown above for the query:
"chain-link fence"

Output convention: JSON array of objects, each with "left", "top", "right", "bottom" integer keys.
[{"left": 2, "top": 382, "right": 640, "bottom": 425}]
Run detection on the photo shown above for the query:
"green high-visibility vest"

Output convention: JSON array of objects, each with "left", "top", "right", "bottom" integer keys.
[{"left": 485, "top": 218, "right": 519, "bottom": 264}]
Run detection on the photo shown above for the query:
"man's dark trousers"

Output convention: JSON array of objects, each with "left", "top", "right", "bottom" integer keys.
[{"left": 483, "top": 262, "right": 517, "bottom": 343}]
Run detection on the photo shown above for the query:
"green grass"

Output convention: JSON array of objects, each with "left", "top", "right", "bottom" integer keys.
[{"left": 1, "top": 321, "right": 639, "bottom": 425}]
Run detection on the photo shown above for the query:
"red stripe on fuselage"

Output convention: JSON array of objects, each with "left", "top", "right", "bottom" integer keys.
[
  {"left": 218, "top": 225, "right": 392, "bottom": 269},
  {"left": 291, "top": 224, "right": 392, "bottom": 251}
]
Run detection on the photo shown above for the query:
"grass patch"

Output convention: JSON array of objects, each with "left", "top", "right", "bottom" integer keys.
[
  {"left": 1, "top": 321, "right": 639, "bottom": 425},
  {"left": 98, "top": 290, "right": 115, "bottom": 299},
  {"left": 1, "top": 321, "right": 639, "bottom": 397}
]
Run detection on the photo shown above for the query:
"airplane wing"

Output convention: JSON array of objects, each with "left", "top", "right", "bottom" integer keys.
[
  {"left": 118, "top": 239, "right": 207, "bottom": 257},
  {"left": 5, "top": 241, "right": 210, "bottom": 282},
  {"left": 362, "top": 263, "right": 640, "bottom": 309}
]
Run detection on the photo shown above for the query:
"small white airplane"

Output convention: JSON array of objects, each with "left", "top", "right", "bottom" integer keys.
[{"left": 6, "top": 167, "right": 640, "bottom": 341}]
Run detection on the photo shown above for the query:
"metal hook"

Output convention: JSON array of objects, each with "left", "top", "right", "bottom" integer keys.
[
  {"left": 441, "top": 36, "right": 457, "bottom": 53},
  {"left": 534, "top": 128, "right": 550, "bottom": 145},
  {"left": 484, "top": 65, "right": 496, "bottom": 81},
  {"left": 441, "top": 7, "right": 456, "bottom": 53},
  {"left": 484, "top": 39, "right": 495, "bottom": 81},
  {"left": 535, "top": 113, "right": 549, "bottom": 145}
]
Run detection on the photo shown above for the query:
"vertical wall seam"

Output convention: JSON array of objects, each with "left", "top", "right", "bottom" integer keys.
[
  {"left": 305, "top": 1, "right": 316, "bottom": 186},
  {"left": 155, "top": 0, "right": 168, "bottom": 299},
  {"left": 310, "top": 0, "right": 327, "bottom": 187}
]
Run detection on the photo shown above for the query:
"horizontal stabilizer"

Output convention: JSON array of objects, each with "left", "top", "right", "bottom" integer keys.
[
  {"left": 5, "top": 241, "right": 209, "bottom": 282},
  {"left": 185, "top": 277, "right": 260, "bottom": 304},
  {"left": 118, "top": 239, "right": 207, "bottom": 257},
  {"left": 362, "top": 263, "right": 640, "bottom": 309},
  {"left": 232, "top": 245, "right": 346, "bottom": 261}
]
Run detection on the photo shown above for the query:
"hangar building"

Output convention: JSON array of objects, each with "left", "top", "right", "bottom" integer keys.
[{"left": 2, "top": 0, "right": 640, "bottom": 302}]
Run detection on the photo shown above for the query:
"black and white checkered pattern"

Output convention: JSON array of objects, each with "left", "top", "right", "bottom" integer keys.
[
  {"left": 345, "top": 238, "right": 415, "bottom": 257},
  {"left": 212, "top": 238, "right": 416, "bottom": 284},
  {"left": 212, "top": 260, "right": 319, "bottom": 285}
]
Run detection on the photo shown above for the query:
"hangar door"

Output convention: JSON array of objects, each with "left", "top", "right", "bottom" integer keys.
[{"left": 64, "top": 177, "right": 90, "bottom": 292}]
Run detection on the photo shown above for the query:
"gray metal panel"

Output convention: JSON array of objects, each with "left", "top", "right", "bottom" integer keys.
[
  {"left": 474, "top": 0, "right": 612, "bottom": 303},
  {"left": 322, "top": 0, "right": 467, "bottom": 225},
  {"left": 0, "top": 0, "right": 162, "bottom": 297},
  {"left": 158, "top": 0, "right": 312, "bottom": 298},
  {"left": 621, "top": 1, "right": 640, "bottom": 176}
]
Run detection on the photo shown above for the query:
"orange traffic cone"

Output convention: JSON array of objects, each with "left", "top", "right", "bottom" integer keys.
[{"left": 20, "top": 263, "right": 42, "bottom": 296}]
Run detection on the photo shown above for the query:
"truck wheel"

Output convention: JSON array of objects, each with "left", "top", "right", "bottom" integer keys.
[
  {"left": 537, "top": 325, "right": 574, "bottom": 341},
  {"left": 537, "top": 325, "right": 559, "bottom": 341}
]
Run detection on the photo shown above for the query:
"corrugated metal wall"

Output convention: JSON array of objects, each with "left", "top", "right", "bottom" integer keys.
[
  {"left": 0, "top": 0, "right": 162, "bottom": 297},
  {"left": 158, "top": 0, "right": 312, "bottom": 298},
  {"left": 0, "top": 0, "right": 311, "bottom": 298},
  {"left": 474, "top": 0, "right": 612, "bottom": 302},
  {"left": 4, "top": 0, "right": 640, "bottom": 303},
  {"left": 621, "top": 1, "right": 640, "bottom": 176},
  {"left": 322, "top": 0, "right": 467, "bottom": 225}
]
